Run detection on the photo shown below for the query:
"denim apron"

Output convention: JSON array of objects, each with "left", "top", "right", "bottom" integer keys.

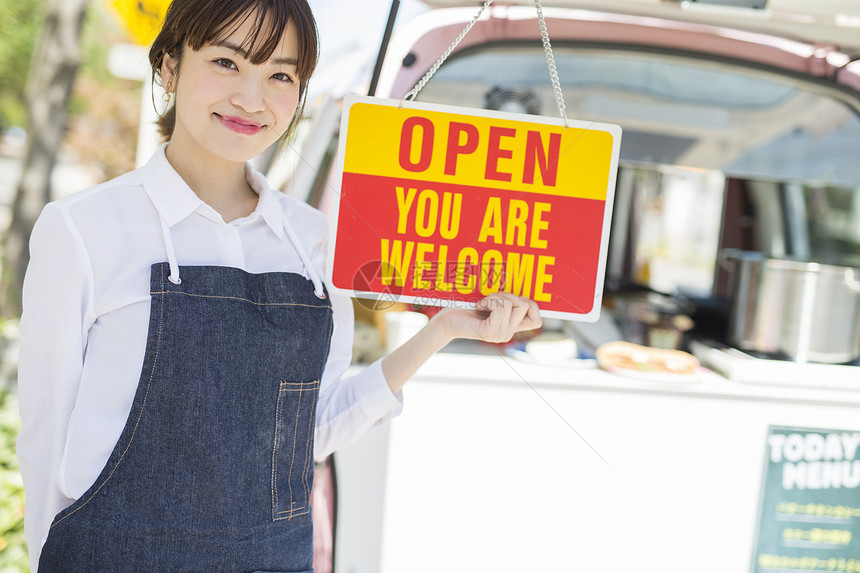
[{"left": 39, "top": 214, "right": 333, "bottom": 573}]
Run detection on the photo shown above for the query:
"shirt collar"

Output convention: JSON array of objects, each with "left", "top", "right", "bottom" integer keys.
[
  {"left": 245, "top": 163, "right": 285, "bottom": 240},
  {"left": 139, "top": 144, "right": 285, "bottom": 239}
]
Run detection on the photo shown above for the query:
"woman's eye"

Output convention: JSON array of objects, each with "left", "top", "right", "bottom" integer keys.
[
  {"left": 215, "top": 58, "right": 237, "bottom": 70},
  {"left": 272, "top": 72, "right": 295, "bottom": 83}
]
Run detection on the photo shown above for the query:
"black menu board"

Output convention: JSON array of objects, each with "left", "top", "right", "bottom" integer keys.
[{"left": 752, "top": 426, "right": 860, "bottom": 573}]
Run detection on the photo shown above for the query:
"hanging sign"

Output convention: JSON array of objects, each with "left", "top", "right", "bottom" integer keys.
[
  {"left": 751, "top": 425, "right": 860, "bottom": 573},
  {"left": 107, "top": 0, "right": 169, "bottom": 46},
  {"left": 328, "top": 95, "right": 621, "bottom": 320}
]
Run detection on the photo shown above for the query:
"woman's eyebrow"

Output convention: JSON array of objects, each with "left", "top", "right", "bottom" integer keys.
[{"left": 210, "top": 39, "right": 298, "bottom": 66}]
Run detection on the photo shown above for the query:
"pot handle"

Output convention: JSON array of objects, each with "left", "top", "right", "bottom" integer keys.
[
  {"left": 718, "top": 248, "right": 742, "bottom": 271},
  {"left": 846, "top": 269, "right": 860, "bottom": 293}
]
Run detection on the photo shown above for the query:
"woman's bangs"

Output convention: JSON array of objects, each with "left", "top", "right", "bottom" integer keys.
[
  {"left": 208, "top": 3, "right": 286, "bottom": 65},
  {"left": 195, "top": 1, "right": 317, "bottom": 82}
]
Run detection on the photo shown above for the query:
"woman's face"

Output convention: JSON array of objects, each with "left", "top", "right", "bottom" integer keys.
[{"left": 162, "top": 14, "right": 302, "bottom": 166}]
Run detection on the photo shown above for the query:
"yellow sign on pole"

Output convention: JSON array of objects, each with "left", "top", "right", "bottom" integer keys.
[{"left": 107, "top": 0, "right": 170, "bottom": 46}]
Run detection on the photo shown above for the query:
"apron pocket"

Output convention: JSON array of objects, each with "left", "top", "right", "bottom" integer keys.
[{"left": 272, "top": 380, "right": 320, "bottom": 521}]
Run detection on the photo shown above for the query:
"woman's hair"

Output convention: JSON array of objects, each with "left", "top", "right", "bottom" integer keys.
[{"left": 148, "top": 0, "right": 319, "bottom": 141}]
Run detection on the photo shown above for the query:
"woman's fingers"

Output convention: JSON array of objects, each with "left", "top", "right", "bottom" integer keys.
[
  {"left": 479, "top": 293, "right": 511, "bottom": 338},
  {"left": 477, "top": 292, "right": 541, "bottom": 342},
  {"left": 435, "top": 294, "right": 542, "bottom": 343},
  {"left": 519, "top": 296, "right": 542, "bottom": 331}
]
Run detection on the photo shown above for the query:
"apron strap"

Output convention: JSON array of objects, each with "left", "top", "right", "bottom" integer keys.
[
  {"left": 281, "top": 217, "right": 327, "bottom": 300},
  {"left": 160, "top": 216, "right": 182, "bottom": 285}
]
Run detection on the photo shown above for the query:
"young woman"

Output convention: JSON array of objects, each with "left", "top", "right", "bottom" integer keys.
[{"left": 16, "top": 0, "right": 541, "bottom": 571}]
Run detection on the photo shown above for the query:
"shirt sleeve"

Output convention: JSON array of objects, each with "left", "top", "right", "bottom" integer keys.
[
  {"left": 17, "top": 203, "right": 95, "bottom": 571},
  {"left": 314, "top": 291, "right": 403, "bottom": 459}
]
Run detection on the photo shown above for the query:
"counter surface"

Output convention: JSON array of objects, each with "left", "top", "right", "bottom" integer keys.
[
  {"left": 416, "top": 345, "right": 860, "bottom": 406},
  {"left": 334, "top": 350, "right": 860, "bottom": 573}
]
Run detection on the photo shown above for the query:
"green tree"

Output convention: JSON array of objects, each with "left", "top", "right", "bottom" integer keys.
[
  {"left": 1, "top": 0, "right": 90, "bottom": 317},
  {"left": 0, "top": 0, "right": 44, "bottom": 131}
]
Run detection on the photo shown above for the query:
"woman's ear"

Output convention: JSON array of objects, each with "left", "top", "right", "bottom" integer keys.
[{"left": 161, "top": 52, "right": 178, "bottom": 92}]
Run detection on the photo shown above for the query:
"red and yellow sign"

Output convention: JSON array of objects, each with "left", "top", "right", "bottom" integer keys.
[{"left": 329, "top": 95, "right": 621, "bottom": 320}]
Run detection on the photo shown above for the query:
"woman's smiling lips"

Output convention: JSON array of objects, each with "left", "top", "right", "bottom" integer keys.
[{"left": 215, "top": 113, "right": 264, "bottom": 135}]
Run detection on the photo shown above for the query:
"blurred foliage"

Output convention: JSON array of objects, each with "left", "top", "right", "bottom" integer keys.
[
  {"left": 67, "top": 3, "right": 142, "bottom": 179},
  {"left": 0, "top": 0, "right": 142, "bottom": 179},
  {"left": 0, "top": 4, "right": 141, "bottom": 569},
  {"left": 0, "top": 0, "right": 44, "bottom": 130},
  {"left": 0, "top": 389, "right": 27, "bottom": 572}
]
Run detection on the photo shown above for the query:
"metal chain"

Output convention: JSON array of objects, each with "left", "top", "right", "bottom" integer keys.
[
  {"left": 401, "top": 0, "right": 570, "bottom": 128},
  {"left": 400, "top": 0, "right": 494, "bottom": 105},
  {"left": 535, "top": 0, "right": 569, "bottom": 126}
]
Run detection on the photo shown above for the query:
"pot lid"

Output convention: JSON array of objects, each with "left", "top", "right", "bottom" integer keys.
[{"left": 723, "top": 250, "right": 860, "bottom": 275}]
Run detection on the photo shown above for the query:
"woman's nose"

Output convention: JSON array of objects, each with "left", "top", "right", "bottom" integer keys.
[{"left": 231, "top": 75, "right": 266, "bottom": 113}]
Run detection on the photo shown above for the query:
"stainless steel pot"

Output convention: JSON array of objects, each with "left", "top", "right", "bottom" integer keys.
[{"left": 722, "top": 250, "right": 860, "bottom": 364}]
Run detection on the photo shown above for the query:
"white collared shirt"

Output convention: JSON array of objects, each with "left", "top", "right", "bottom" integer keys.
[{"left": 16, "top": 145, "right": 401, "bottom": 567}]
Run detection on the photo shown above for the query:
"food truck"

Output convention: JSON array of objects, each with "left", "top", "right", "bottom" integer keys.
[{"left": 279, "top": 1, "right": 860, "bottom": 571}]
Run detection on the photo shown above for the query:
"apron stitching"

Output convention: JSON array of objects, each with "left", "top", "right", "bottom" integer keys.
[
  {"left": 51, "top": 266, "right": 166, "bottom": 530},
  {"left": 277, "top": 383, "right": 320, "bottom": 392},
  {"left": 302, "top": 386, "right": 316, "bottom": 505},
  {"left": 286, "top": 382, "right": 303, "bottom": 520},
  {"left": 274, "top": 508, "right": 310, "bottom": 520},
  {"left": 271, "top": 388, "right": 283, "bottom": 518},
  {"left": 150, "top": 290, "right": 329, "bottom": 308}
]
